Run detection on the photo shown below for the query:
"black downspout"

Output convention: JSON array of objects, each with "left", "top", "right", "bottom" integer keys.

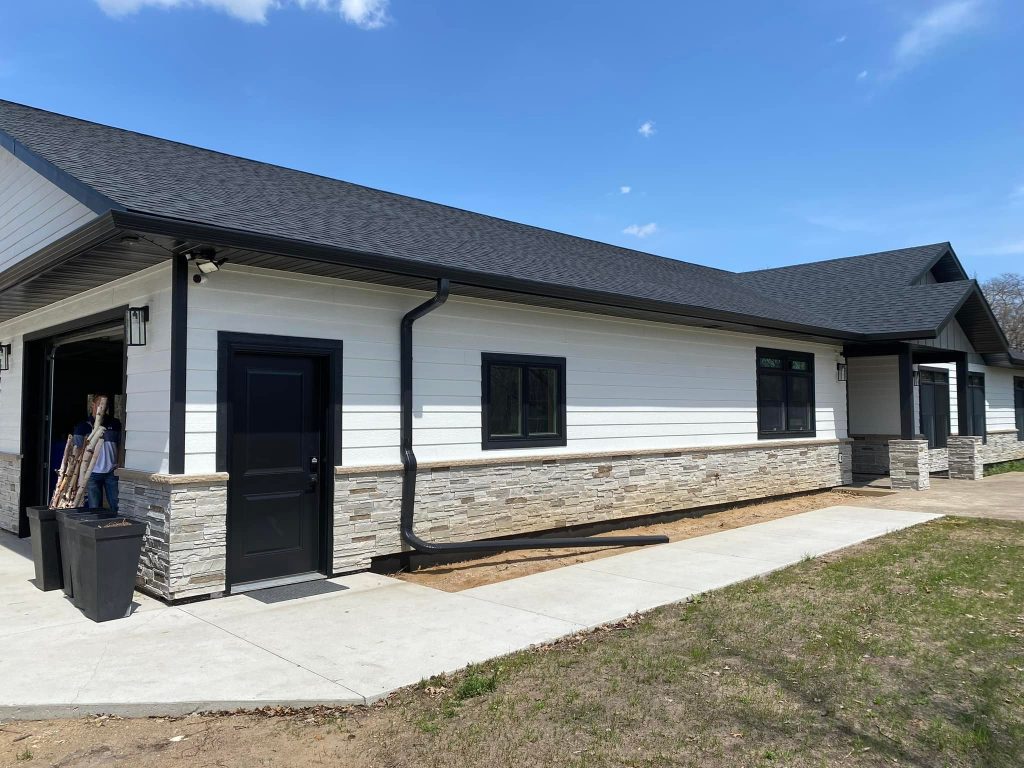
[{"left": 399, "top": 278, "right": 668, "bottom": 557}]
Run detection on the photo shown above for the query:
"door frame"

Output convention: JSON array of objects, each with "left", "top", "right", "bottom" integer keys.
[
  {"left": 18, "top": 305, "right": 129, "bottom": 537},
  {"left": 216, "top": 332, "right": 343, "bottom": 591}
]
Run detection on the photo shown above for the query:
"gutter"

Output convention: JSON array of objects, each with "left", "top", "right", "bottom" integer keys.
[{"left": 398, "top": 278, "right": 669, "bottom": 556}]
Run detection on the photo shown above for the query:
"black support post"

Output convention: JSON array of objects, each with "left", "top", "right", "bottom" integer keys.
[
  {"left": 955, "top": 352, "right": 970, "bottom": 435},
  {"left": 898, "top": 345, "right": 915, "bottom": 440},
  {"left": 169, "top": 253, "right": 188, "bottom": 474}
]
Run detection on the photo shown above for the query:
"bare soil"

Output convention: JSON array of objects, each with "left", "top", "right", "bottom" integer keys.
[{"left": 395, "top": 489, "right": 881, "bottom": 591}]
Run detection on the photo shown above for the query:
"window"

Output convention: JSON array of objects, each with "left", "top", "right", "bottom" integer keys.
[
  {"left": 918, "top": 368, "right": 950, "bottom": 449},
  {"left": 756, "top": 348, "right": 815, "bottom": 438},
  {"left": 966, "top": 372, "right": 986, "bottom": 442},
  {"left": 1014, "top": 377, "right": 1024, "bottom": 441},
  {"left": 481, "top": 353, "right": 566, "bottom": 449}
]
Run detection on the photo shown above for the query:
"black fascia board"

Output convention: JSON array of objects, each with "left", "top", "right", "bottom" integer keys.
[
  {"left": 111, "top": 210, "right": 873, "bottom": 343},
  {"left": 0, "top": 127, "right": 124, "bottom": 215},
  {"left": 910, "top": 242, "right": 967, "bottom": 284}
]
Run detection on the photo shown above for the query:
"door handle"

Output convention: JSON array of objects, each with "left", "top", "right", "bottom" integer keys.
[{"left": 308, "top": 457, "right": 320, "bottom": 490}]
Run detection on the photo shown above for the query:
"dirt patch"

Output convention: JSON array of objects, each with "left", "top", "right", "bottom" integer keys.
[
  {"left": 1, "top": 708, "right": 374, "bottom": 768},
  {"left": 395, "top": 489, "right": 874, "bottom": 591}
]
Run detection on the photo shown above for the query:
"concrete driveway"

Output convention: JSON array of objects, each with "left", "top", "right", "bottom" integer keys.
[
  {"left": 0, "top": 505, "right": 939, "bottom": 720},
  {"left": 847, "top": 472, "right": 1024, "bottom": 521}
]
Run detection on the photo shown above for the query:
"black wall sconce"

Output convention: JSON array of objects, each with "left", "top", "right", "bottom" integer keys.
[
  {"left": 0, "top": 343, "right": 10, "bottom": 372},
  {"left": 125, "top": 306, "right": 150, "bottom": 347},
  {"left": 836, "top": 362, "right": 847, "bottom": 382}
]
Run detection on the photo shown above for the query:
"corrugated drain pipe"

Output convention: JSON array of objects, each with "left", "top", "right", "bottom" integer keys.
[{"left": 399, "top": 278, "right": 669, "bottom": 556}]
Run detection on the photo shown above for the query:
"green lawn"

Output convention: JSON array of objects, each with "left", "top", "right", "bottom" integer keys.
[
  {"left": 372, "top": 517, "right": 1024, "bottom": 768},
  {"left": 985, "top": 459, "right": 1024, "bottom": 477}
]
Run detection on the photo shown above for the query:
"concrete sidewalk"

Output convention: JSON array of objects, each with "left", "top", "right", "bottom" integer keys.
[{"left": 0, "top": 505, "right": 940, "bottom": 720}]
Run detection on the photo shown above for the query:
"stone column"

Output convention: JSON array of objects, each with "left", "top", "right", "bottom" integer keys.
[
  {"left": 888, "top": 439, "right": 931, "bottom": 491},
  {"left": 948, "top": 436, "right": 983, "bottom": 481},
  {"left": 0, "top": 452, "right": 21, "bottom": 534}
]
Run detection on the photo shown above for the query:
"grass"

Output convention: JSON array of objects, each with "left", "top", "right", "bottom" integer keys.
[
  {"left": 985, "top": 459, "right": 1024, "bottom": 476},
  {"left": 370, "top": 517, "right": 1024, "bottom": 768}
]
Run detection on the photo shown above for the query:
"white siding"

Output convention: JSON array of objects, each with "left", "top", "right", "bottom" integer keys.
[
  {"left": 917, "top": 317, "right": 975, "bottom": 354},
  {"left": 0, "top": 149, "right": 96, "bottom": 274},
  {"left": 185, "top": 266, "right": 848, "bottom": 474},
  {"left": 847, "top": 356, "right": 901, "bottom": 435},
  {"left": 0, "top": 264, "right": 171, "bottom": 472}
]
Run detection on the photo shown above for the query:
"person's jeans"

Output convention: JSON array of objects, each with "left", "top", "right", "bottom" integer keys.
[{"left": 87, "top": 472, "right": 119, "bottom": 512}]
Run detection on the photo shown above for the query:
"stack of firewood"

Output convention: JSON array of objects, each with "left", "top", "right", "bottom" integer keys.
[{"left": 49, "top": 396, "right": 107, "bottom": 509}]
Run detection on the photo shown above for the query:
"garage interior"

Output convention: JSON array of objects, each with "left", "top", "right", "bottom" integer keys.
[{"left": 17, "top": 320, "right": 125, "bottom": 536}]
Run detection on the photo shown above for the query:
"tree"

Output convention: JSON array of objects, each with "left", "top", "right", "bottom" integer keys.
[{"left": 982, "top": 273, "right": 1024, "bottom": 351}]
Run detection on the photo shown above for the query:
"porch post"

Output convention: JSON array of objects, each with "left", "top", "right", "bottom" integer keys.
[
  {"left": 168, "top": 252, "right": 188, "bottom": 474},
  {"left": 898, "top": 344, "right": 915, "bottom": 440},
  {"left": 955, "top": 352, "right": 970, "bottom": 435}
]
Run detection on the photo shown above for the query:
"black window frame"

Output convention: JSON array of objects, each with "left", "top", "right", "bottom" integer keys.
[
  {"left": 755, "top": 347, "right": 816, "bottom": 439},
  {"left": 481, "top": 352, "right": 567, "bottom": 450},
  {"left": 1014, "top": 376, "right": 1024, "bottom": 442},
  {"left": 918, "top": 366, "right": 951, "bottom": 450},
  {"left": 966, "top": 371, "right": 987, "bottom": 443}
]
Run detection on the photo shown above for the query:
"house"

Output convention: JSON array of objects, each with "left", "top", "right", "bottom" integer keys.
[{"left": 0, "top": 100, "right": 1021, "bottom": 603}]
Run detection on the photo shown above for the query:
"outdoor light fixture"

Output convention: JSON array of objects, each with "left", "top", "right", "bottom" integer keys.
[
  {"left": 125, "top": 307, "right": 149, "bottom": 347},
  {"left": 836, "top": 362, "right": 848, "bottom": 382},
  {"left": 196, "top": 258, "right": 224, "bottom": 274},
  {"left": 913, "top": 370, "right": 920, "bottom": 386},
  {"left": 0, "top": 343, "right": 10, "bottom": 372}
]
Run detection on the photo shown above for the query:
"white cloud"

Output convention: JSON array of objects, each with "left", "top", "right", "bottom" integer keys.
[
  {"left": 892, "top": 0, "right": 983, "bottom": 70},
  {"left": 857, "top": 70, "right": 869, "bottom": 80},
  {"left": 619, "top": 186, "right": 631, "bottom": 195},
  {"left": 834, "top": 34, "right": 847, "bottom": 44},
  {"left": 637, "top": 121, "right": 655, "bottom": 138},
  {"left": 338, "top": 0, "right": 389, "bottom": 28},
  {"left": 623, "top": 222, "right": 658, "bottom": 238},
  {"left": 95, "top": 0, "right": 391, "bottom": 26}
]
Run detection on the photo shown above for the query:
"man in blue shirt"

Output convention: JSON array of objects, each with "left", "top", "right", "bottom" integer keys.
[{"left": 73, "top": 394, "right": 122, "bottom": 512}]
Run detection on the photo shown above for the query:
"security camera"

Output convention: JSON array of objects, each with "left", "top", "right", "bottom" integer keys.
[{"left": 192, "top": 274, "right": 207, "bottom": 285}]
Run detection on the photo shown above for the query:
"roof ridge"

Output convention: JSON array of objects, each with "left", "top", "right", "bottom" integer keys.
[{"left": 741, "top": 242, "right": 951, "bottom": 275}]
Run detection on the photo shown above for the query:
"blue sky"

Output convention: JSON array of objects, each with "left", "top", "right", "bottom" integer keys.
[{"left": 1, "top": 1, "right": 1022, "bottom": 278}]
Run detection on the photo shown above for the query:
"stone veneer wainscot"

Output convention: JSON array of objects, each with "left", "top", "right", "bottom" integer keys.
[
  {"left": 332, "top": 439, "right": 853, "bottom": 573},
  {"left": 0, "top": 452, "right": 20, "bottom": 534},
  {"left": 116, "top": 469, "right": 228, "bottom": 601}
]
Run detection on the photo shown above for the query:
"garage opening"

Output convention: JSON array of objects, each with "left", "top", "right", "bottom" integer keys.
[{"left": 18, "top": 313, "right": 126, "bottom": 536}]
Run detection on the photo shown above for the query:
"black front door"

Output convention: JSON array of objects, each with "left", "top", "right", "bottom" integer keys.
[
  {"left": 919, "top": 369, "right": 950, "bottom": 449},
  {"left": 228, "top": 352, "right": 323, "bottom": 587}
]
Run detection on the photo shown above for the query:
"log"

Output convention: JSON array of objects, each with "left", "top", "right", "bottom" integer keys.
[
  {"left": 50, "top": 435, "right": 74, "bottom": 508},
  {"left": 71, "top": 437, "right": 104, "bottom": 509},
  {"left": 53, "top": 445, "right": 81, "bottom": 509}
]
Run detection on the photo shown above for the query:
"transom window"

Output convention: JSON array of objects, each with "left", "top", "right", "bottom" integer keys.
[
  {"left": 756, "top": 348, "right": 816, "bottom": 438},
  {"left": 481, "top": 353, "right": 566, "bottom": 449}
]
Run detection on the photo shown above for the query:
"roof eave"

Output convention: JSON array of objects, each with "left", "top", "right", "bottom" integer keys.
[{"left": 111, "top": 210, "right": 868, "bottom": 343}]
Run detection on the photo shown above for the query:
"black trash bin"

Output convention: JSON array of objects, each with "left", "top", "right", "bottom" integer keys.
[
  {"left": 25, "top": 506, "right": 63, "bottom": 591},
  {"left": 56, "top": 508, "right": 112, "bottom": 598},
  {"left": 65, "top": 517, "right": 146, "bottom": 622}
]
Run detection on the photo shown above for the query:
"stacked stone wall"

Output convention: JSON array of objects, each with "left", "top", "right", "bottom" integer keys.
[{"left": 333, "top": 440, "right": 853, "bottom": 573}]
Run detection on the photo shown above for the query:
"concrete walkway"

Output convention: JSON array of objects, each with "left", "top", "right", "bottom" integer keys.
[
  {"left": 846, "top": 472, "right": 1024, "bottom": 521},
  {"left": 0, "top": 505, "right": 939, "bottom": 720}
]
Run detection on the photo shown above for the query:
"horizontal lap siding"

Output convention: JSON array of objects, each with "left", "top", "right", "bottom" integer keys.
[
  {"left": 185, "top": 266, "right": 847, "bottom": 474},
  {"left": 0, "top": 150, "right": 95, "bottom": 273},
  {"left": 0, "top": 264, "right": 172, "bottom": 472}
]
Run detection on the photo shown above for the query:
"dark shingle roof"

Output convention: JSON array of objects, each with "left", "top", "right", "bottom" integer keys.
[
  {"left": 0, "top": 99, "right": 985, "bottom": 342},
  {"left": 735, "top": 244, "right": 973, "bottom": 335}
]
